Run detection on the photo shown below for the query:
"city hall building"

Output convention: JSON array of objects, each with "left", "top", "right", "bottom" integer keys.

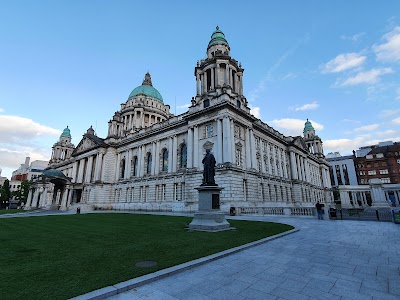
[{"left": 26, "top": 27, "right": 333, "bottom": 215}]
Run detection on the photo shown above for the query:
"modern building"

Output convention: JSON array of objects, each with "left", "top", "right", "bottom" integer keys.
[
  {"left": 0, "top": 168, "right": 7, "bottom": 187},
  {"left": 354, "top": 141, "right": 400, "bottom": 185},
  {"left": 11, "top": 157, "right": 48, "bottom": 181},
  {"left": 326, "top": 152, "right": 358, "bottom": 187},
  {"left": 26, "top": 27, "right": 333, "bottom": 215}
]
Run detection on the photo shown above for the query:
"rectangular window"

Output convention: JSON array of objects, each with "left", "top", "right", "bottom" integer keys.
[
  {"left": 381, "top": 178, "right": 391, "bottom": 183},
  {"left": 379, "top": 169, "right": 389, "bottom": 174},
  {"left": 376, "top": 153, "right": 384, "bottom": 158},
  {"left": 174, "top": 183, "right": 178, "bottom": 201},
  {"left": 342, "top": 164, "right": 350, "bottom": 185},
  {"left": 180, "top": 183, "right": 185, "bottom": 201},
  {"left": 205, "top": 124, "right": 213, "bottom": 138},
  {"left": 335, "top": 165, "right": 343, "bottom": 185},
  {"left": 366, "top": 154, "right": 373, "bottom": 159},
  {"left": 368, "top": 170, "right": 376, "bottom": 175},
  {"left": 162, "top": 184, "right": 166, "bottom": 201}
]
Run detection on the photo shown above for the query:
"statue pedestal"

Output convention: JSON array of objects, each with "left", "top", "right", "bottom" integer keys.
[{"left": 188, "top": 186, "right": 231, "bottom": 232}]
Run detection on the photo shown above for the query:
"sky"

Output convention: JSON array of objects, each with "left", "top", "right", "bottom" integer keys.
[{"left": 1, "top": 0, "right": 400, "bottom": 179}]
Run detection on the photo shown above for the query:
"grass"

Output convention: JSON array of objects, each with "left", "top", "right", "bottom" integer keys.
[
  {"left": 0, "top": 213, "right": 293, "bottom": 300},
  {"left": 0, "top": 209, "right": 26, "bottom": 215}
]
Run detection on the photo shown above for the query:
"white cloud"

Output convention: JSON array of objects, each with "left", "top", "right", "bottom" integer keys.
[
  {"left": 373, "top": 26, "right": 400, "bottom": 62},
  {"left": 324, "top": 137, "right": 365, "bottom": 154},
  {"left": 340, "top": 32, "right": 365, "bottom": 43},
  {"left": 322, "top": 53, "right": 366, "bottom": 73},
  {"left": 249, "top": 106, "right": 261, "bottom": 119},
  {"left": 0, "top": 115, "right": 60, "bottom": 143},
  {"left": 379, "top": 109, "right": 400, "bottom": 118},
  {"left": 0, "top": 115, "right": 59, "bottom": 176},
  {"left": 340, "top": 68, "right": 393, "bottom": 86},
  {"left": 393, "top": 117, "right": 400, "bottom": 124},
  {"left": 0, "top": 108, "right": 4, "bottom": 113},
  {"left": 268, "top": 118, "right": 323, "bottom": 136},
  {"left": 289, "top": 101, "right": 319, "bottom": 111},
  {"left": 177, "top": 103, "right": 190, "bottom": 109},
  {"left": 352, "top": 124, "right": 380, "bottom": 132}
]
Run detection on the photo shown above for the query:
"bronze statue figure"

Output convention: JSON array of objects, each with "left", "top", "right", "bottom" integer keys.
[{"left": 201, "top": 149, "right": 216, "bottom": 185}]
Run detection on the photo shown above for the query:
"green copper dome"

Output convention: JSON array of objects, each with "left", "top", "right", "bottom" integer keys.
[
  {"left": 128, "top": 72, "right": 163, "bottom": 103},
  {"left": 208, "top": 26, "right": 229, "bottom": 49},
  {"left": 42, "top": 169, "right": 67, "bottom": 178},
  {"left": 303, "top": 119, "right": 315, "bottom": 133},
  {"left": 60, "top": 126, "right": 71, "bottom": 138}
]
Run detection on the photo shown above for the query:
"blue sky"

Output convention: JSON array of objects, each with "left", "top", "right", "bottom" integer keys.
[{"left": 1, "top": 0, "right": 400, "bottom": 179}]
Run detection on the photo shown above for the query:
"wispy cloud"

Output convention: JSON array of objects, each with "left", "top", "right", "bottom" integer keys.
[
  {"left": 249, "top": 106, "right": 261, "bottom": 119},
  {"left": 268, "top": 118, "right": 323, "bottom": 136},
  {"left": 373, "top": 26, "right": 400, "bottom": 62},
  {"left": 177, "top": 103, "right": 190, "bottom": 109},
  {"left": 393, "top": 117, "right": 400, "bottom": 124},
  {"left": 339, "top": 68, "right": 393, "bottom": 86},
  {"left": 248, "top": 33, "right": 310, "bottom": 102},
  {"left": 379, "top": 109, "right": 400, "bottom": 118},
  {"left": 289, "top": 101, "right": 319, "bottom": 111},
  {"left": 322, "top": 52, "right": 366, "bottom": 73},
  {"left": 349, "top": 124, "right": 380, "bottom": 133},
  {"left": 340, "top": 32, "right": 365, "bottom": 43}
]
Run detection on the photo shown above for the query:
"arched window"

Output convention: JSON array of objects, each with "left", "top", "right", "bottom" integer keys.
[
  {"left": 146, "top": 152, "right": 152, "bottom": 174},
  {"left": 120, "top": 158, "right": 125, "bottom": 179},
  {"left": 162, "top": 149, "right": 169, "bottom": 172},
  {"left": 131, "top": 156, "right": 138, "bottom": 177},
  {"left": 180, "top": 144, "right": 187, "bottom": 168}
]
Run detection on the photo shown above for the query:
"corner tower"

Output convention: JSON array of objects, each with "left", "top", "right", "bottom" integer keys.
[
  {"left": 49, "top": 126, "right": 75, "bottom": 165},
  {"left": 303, "top": 119, "right": 324, "bottom": 158},
  {"left": 190, "top": 27, "right": 250, "bottom": 114}
]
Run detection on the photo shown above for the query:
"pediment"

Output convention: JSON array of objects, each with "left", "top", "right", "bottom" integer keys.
[
  {"left": 72, "top": 135, "right": 107, "bottom": 156},
  {"left": 292, "top": 136, "right": 308, "bottom": 151}
]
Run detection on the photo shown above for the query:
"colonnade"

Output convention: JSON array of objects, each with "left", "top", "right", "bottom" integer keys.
[
  {"left": 196, "top": 63, "right": 243, "bottom": 95},
  {"left": 72, "top": 151, "right": 105, "bottom": 183}
]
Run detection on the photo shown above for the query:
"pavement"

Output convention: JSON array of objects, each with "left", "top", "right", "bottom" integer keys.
[
  {"left": 3, "top": 210, "right": 400, "bottom": 299},
  {"left": 106, "top": 215, "right": 400, "bottom": 300}
]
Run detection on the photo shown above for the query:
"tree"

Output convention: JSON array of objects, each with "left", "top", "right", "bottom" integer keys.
[
  {"left": 0, "top": 179, "right": 11, "bottom": 209},
  {"left": 12, "top": 180, "right": 32, "bottom": 204}
]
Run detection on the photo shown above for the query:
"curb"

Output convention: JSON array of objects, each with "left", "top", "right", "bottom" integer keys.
[{"left": 70, "top": 227, "right": 299, "bottom": 300}]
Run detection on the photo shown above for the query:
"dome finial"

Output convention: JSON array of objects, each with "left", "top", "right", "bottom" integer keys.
[
  {"left": 216, "top": 25, "right": 219, "bottom": 30},
  {"left": 142, "top": 72, "right": 153, "bottom": 86}
]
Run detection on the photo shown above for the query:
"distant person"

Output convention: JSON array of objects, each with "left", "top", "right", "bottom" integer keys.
[{"left": 315, "top": 201, "right": 324, "bottom": 220}]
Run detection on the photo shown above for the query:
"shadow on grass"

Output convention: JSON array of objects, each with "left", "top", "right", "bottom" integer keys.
[{"left": 0, "top": 213, "right": 293, "bottom": 300}]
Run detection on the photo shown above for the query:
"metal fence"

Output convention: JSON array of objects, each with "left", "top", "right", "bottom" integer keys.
[{"left": 330, "top": 208, "right": 393, "bottom": 222}]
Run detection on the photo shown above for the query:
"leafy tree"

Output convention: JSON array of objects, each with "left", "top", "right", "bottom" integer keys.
[
  {"left": 12, "top": 180, "right": 32, "bottom": 204},
  {"left": 0, "top": 179, "right": 11, "bottom": 209}
]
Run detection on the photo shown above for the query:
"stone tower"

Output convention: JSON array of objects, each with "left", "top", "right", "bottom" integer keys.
[
  {"left": 49, "top": 126, "right": 75, "bottom": 165},
  {"left": 303, "top": 119, "right": 324, "bottom": 158}
]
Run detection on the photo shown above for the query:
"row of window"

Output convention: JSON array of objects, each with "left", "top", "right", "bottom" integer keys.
[{"left": 359, "top": 169, "right": 389, "bottom": 175}]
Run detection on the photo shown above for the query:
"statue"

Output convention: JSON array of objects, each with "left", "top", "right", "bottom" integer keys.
[{"left": 201, "top": 149, "right": 216, "bottom": 185}]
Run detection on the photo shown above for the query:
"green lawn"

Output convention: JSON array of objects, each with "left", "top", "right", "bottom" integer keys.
[
  {"left": 0, "top": 213, "right": 293, "bottom": 300},
  {"left": 0, "top": 209, "right": 26, "bottom": 215}
]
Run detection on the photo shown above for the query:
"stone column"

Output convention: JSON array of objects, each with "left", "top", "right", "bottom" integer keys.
[
  {"left": 216, "top": 64, "right": 220, "bottom": 87},
  {"left": 261, "top": 152, "right": 266, "bottom": 173},
  {"left": 85, "top": 156, "right": 93, "bottom": 183},
  {"left": 25, "top": 189, "right": 33, "bottom": 209},
  {"left": 168, "top": 137, "right": 173, "bottom": 173},
  {"left": 217, "top": 119, "right": 223, "bottom": 164},
  {"left": 115, "top": 153, "right": 121, "bottom": 181},
  {"left": 187, "top": 127, "right": 193, "bottom": 168},
  {"left": 193, "top": 126, "right": 199, "bottom": 168},
  {"left": 60, "top": 186, "right": 69, "bottom": 210},
  {"left": 39, "top": 186, "right": 48, "bottom": 208},
  {"left": 72, "top": 161, "right": 78, "bottom": 183},
  {"left": 222, "top": 117, "right": 232, "bottom": 163},
  {"left": 230, "top": 119, "right": 235, "bottom": 163},
  {"left": 139, "top": 145, "right": 145, "bottom": 177},
  {"left": 155, "top": 140, "right": 160, "bottom": 175},
  {"left": 77, "top": 160, "right": 84, "bottom": 183},
  {"left": 250, "top": 129, "right": 257, "bottom": 168},
  {"left": 245, "top": 127, "right": 251, "bottom": 169},
  {"left": 125, "top": 150, "right": 131, "bottom": 179},
  {"left": 224, "top": 64, "right": 229, "bottom": 85},
  {"left": 152, "top": 142, "right": 156, "bottom": 175},
  {"left": 196, "top": 73, "right": 200, "bottom": 95},
  {"left": 31, "top": 188, "right": 40, "bottom": 208},
  {"left": 172, "top": 135, "right": 178, "bottom": 172},
  {"left": 211, "top": 67, "right": 215, "bottom": 90}
]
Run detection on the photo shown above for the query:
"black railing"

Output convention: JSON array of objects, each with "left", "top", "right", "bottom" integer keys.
[{"left": 330, "top": 208, "right": 393, "bottom": 222}]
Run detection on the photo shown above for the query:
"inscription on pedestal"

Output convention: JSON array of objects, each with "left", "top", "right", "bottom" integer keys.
[{"left": 212, "top": 194, "right": 220, "bottom": 209}]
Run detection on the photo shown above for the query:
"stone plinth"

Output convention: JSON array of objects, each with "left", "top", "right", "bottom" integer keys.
[
  {"left": 189, "top": 186, "right": 231, "bottom": 232},
  {"left": 368, "top": 178, "right": 391, "bottom": 210}
]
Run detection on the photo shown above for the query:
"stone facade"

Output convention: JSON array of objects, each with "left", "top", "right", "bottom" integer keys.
[{"left": 26, "top": 27, "right": 333, "bottom": 216}]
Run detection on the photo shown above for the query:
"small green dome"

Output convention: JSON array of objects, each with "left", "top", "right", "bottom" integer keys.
[
  {"left": 128, "top": 72, "right": 163, "bottom": 103},
  {"left": 60, "top": 126, "right": 71, "bottom": 138},
  {"left": 303, "top": 119, "right": 315, "bottom": 133},
  {"left": 42, "top": 169, "right": 67, "bottom": 178},
  {"left": 208, "top": 26, "right": 229, "bottom": 49}
]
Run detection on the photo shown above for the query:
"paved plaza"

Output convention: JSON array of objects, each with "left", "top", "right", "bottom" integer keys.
[{"left": 106, "top": 215, "right": 400, "bottom": 300}]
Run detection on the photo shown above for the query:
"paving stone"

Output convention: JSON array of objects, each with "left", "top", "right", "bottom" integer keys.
[
  {"left": 269, "top": 287, "right": 310, "bottom": 300},
  {"left": 305, "top": 278, "right": 335, "bottom": 292},
  {"left": 278, "top": 278, "right": 308, "bottom": 292},
  {"left": 300, "top": 285, "right": 341, "bottom": 300},
  {"left": 239, "top": 287, "right": 278, "bottom": 299}
]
